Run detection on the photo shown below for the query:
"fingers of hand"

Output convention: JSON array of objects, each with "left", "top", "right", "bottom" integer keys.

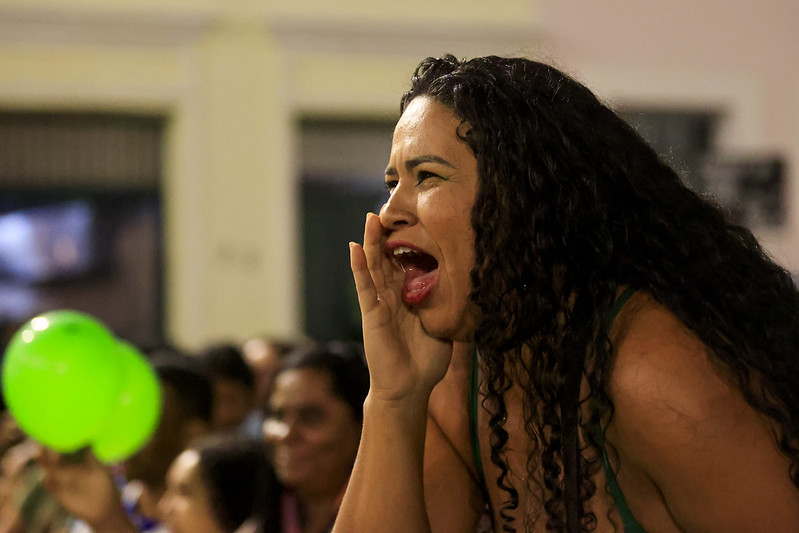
[
  {"left": 362, "top": 213, "right": 392, "bottom": 290},
  {"left": 350, "top": 242, "right": 380, "bottom": 313},
  {"left": 355, "top": 212, "right": 403, "bottom": 311},
  {"left": 34, "top": 446, "right": 59, "bottom": 469},
  {"left": 36, "top": 448, "right": 96, "bottom": 494}
]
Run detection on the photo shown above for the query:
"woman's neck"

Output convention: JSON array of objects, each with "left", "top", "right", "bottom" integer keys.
[
  {"left": 126, "top": 480, "right": 165, "bottom": 521},
  {"left": 295, "top": 486, "right": 345, "bottom": 533}
]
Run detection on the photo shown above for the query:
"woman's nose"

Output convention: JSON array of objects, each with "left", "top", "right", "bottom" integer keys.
[
  {"left": 262, "top": 419, "right": 289, "bottom": 442},
  {"left": 379, "top": 186, "right": 416, "bottom": 229},
  {"left": 263, "top": 418, "right": 303, "bottom": 443}
]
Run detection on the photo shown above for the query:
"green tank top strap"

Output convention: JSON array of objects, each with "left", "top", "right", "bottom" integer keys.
[
  {"left": 606, "top": 286, "right": 637, "bottom": 334},
  {"left": 469, "top": 346, "right": 493, "bottom": 517},
  {"left": 595, "top": 420, "right": 647, "bottom": 533},
  {"left": 469, "top": 287, "right": 646, "bottom": 532},
  {"left": 597, "top": 286, "right": 648, "bottom": 533}
]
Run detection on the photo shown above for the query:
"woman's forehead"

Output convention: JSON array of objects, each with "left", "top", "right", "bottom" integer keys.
[
  {"left": 273, "top": 367, "right": 334, "bottom": 399},
  {"left": 169, "top": 448, "right": 201, "bottom": 481},
  {"left": 391, "top": 97, "right": 470, "bottom": 161},
  {"left": 394, "top": 97, "right": 458, "bottom": 136}
]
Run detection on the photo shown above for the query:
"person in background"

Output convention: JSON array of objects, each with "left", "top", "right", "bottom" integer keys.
[
  {"left": 241, "top": 336, "right": 299, "bottom": 417},
  {"left": 0, "top": 435, "right": 70, "bottom": 533},
  {"left": 121, "top": 350, "right": 215, "bottom": 528},
  {"left": 0, "top": 321, "right": 25, "bottom": 464},
  {"left": 159, "top": 434, "right": 282, "bottom": 533},
  {"left": 37, "top": 348, "right": 214, "bottom": 533},
  {"left": 0, "top": 408, "right": 24, "bottom": 464},
  {"left": 263, "top": 342, "right": 368, "bottom": 533},
  {"left": 198, "top": 343, "right": 261, "bottom": 438}
]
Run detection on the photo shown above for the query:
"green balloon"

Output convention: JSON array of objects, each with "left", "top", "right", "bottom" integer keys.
[
  {"left": 1, "top": 310, "right": 123, "bottom": 452},
  {"left": 92, "top": 341, "right": 162, "bottom": 464}
]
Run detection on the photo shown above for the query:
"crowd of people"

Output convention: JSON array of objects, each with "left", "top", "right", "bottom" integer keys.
[
  {"left": 0, "top": 338, "right": 368, "bottom": 533},
  {"left": 3, "top": 52, "right": 799, "bottom": 533}
]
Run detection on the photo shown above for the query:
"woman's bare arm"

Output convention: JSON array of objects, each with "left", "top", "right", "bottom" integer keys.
[
  {"left": 333, "top": 393, "right": 432, "bottom": 532},
  {"left": 335, "top": 366, "right": 482, "bottom": 533},
  {"left": 334, "top": 215, "right": 455, "bottom": 532}
]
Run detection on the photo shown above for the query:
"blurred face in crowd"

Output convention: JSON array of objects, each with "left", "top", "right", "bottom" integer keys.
[
  {"left": 211, "top": 379, "right": 253, "bottom": 432},
  {"left": 242, "top": 337, "right": 285, "bottom": 411},
  {"left": 159, "top": 449, "right": 225, "bottom": 533},
  {"left": 263, "top": 368, "right": 361, "bottom": 496}
]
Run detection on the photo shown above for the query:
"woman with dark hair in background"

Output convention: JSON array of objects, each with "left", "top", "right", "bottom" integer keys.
[
  {"left": 263, "top": 342, "right": 369, "bottom": 533},
  {"left": 159, "top": 435, "right": 281, "bottom": 533},
  {"left": 334, "top": 55, "right": 799, "bottom": 532},
  {"left": 198, "top": 342, "right": 262, "bottom": 438}
]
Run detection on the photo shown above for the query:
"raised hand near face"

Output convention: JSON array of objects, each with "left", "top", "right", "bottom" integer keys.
[{"left": 350, "top": 213, "right": 454, "bottom": 404}]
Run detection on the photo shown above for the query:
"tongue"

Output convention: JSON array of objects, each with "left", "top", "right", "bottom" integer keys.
[{"left": 402, "top": 265, "right": 439, "bottom": 305}]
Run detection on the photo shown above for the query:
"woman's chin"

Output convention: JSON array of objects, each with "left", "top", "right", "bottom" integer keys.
[{"left": 418, "top": 305, "right": 478, "bottom": 342}]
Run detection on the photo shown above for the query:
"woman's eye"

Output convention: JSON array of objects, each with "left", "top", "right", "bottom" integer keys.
[
  {"left": 299, "top": 407, "right": 326, "bottom": 426},
  {"left": 385, "top": 180, "right": 398, "bottom": 193},
  {"left": 416, "top": 170, "right": 439, "bottom": 185},
  {"left": 265, "top": 409, "right": 283, "bottom": 422}
]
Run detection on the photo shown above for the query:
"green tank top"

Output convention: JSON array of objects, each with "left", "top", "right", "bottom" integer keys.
[
  {"left": 468, "top": 287, "right": 647, "bottom": 532},
  {"left": 597, "top": 287, "right": 647, "bottom": 532},
  {"left": 469, "top": 345, "right": 493, "bottom": 521}
]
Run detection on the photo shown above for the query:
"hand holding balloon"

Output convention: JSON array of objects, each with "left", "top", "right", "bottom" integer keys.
[{"left": 0, "top": 310, "right": 161, "bottom": 463}]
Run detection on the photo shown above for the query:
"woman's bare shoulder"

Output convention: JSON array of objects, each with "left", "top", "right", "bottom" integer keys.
[
  {"left": 605, "top": 291, "right": 799, "bottom": 530},
  {"left": 607, "top": 290, "right": 774, "bottom": 449},
  {"left": 607, "top": 290, "right": 733, "bottom": 425}
]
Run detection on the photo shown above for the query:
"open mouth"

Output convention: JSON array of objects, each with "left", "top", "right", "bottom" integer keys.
[{"left": 391, "top": 246, "right": 440, "bottom": 305}]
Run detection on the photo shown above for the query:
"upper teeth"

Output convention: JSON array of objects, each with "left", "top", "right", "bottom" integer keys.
[{"left": 393, "top": 246, "right": 416, "bottom": 256}]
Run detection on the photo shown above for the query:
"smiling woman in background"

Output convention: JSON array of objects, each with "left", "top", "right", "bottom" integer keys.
[
  {"left": 334, "top": 54, "right": 799, "bottom": 532},
  {"left": 263, "top": 342, "right": 369, "bottom": 533}
]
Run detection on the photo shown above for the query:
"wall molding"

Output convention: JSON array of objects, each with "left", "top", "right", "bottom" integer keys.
[
  {"left": 0, "top": 6, "right": 541, "bottom": 57},
  {"left": 0, "top": 6, "right": 217, "bottom": 47},
  {"left": 268, "top": 17, "right": 541, "bottom": 58}
]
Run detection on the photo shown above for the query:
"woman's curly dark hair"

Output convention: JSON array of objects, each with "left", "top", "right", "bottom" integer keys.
[{"left": 400, "top": 54, "right": 799, "bottom": 532}]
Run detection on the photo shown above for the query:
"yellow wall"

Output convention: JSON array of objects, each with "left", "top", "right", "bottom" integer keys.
[
  {"left": 0, "top": 0, "right": 539, "bottom": 347},
  {"left": 1, "top": 0, "right": 795, "bottom": 347}
]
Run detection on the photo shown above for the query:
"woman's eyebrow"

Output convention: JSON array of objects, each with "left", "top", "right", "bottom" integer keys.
[{"left": 385, "top": 155, "right": 456, "bottom": 176}]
